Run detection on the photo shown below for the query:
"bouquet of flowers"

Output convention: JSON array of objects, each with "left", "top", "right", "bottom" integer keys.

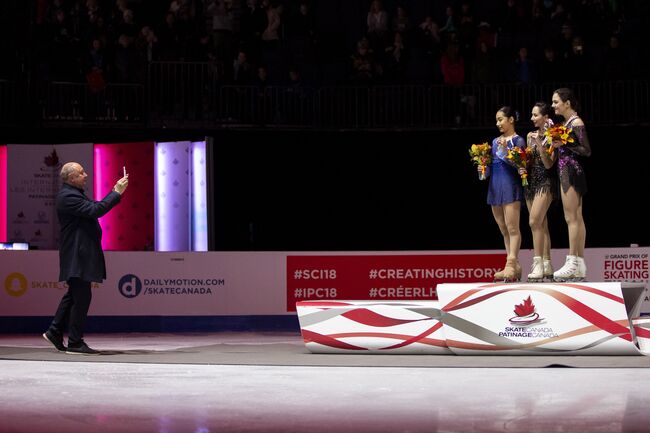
[
  {"left": 469, "top": 142, "right": 492, "bottom": 180},
  {"left": 543, "top": 124, "right": 574, "bottom": 156},
  {"left": 525, "top": 145, "right": 534, "bottom": 161},
  {"left": 506, "top": 146, "right": 529, "bottom": 186}
]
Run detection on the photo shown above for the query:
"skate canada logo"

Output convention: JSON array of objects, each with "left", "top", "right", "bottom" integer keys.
[
  {"left": 509, "top": 295, "right": 543, "bottom": 326},
  {"left": 498, "top": 295, "right": 558, "bottom": 339}
]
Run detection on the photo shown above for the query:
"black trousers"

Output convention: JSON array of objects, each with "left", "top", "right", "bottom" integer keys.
[{"left": 48, "top": 278, "right": 92, "bottom": 346}]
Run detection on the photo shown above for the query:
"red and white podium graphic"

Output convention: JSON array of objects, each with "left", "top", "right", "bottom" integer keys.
[
  {"left": 296, "top": 300, "right": 451, "bottom": 354},
  {"left": 296, "top": 282, "right": 648, "bottom": 356}
]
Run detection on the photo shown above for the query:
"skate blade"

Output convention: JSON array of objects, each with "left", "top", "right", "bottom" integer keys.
[{"left": 553, "top": 277, "right": 586, "bottom": 283}]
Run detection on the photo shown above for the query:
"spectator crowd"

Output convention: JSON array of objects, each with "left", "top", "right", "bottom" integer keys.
[{"left": 15, "top": 0, "right": 650, "bottom": 88}]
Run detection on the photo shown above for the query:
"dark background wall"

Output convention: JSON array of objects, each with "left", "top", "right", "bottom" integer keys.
[
  {"left": 3, "top": 124, "right": 645, "bottom": 251},
  {"left": 208, "top": 126, "right": 647, "bottom": 251}
]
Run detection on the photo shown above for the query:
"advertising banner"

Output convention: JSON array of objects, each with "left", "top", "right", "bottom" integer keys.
[
  {"left": 286, "top": 253, "right": 504, "bottom": 311},
  {"left": 0, "top": 251, "right": 286, "bottom": 317},
  {"left": 0, "top": 248, "right": 648, "bottom": 319},
  {"left": 6, "top": 144, "right": 93, "bottom": 250}
]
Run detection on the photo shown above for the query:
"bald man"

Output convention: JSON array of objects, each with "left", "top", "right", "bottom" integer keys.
[{"left": 42, "top": 162, "right": 128, "bottom": 355}]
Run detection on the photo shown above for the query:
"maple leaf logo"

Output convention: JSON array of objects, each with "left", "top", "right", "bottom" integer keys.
[
  {"left": 44, "top": 149, "right": 60, "bottom": 167},
  {"left": 514, "top": 296, "right": 536, "bottom": 317},
  {"left": 509, "top": 295, "right": 544, "bottom": 326}
]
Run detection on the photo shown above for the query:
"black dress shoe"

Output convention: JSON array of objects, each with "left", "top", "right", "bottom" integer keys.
[
  {"left": 42, "top": 330, "right": 66, "bottom": 352},
  {"left": 66, "top": 342, "right": 101, "bottom": 355}
]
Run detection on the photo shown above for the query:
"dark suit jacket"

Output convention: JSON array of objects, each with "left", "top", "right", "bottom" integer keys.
[{"left": 57, "top": 183, "right": 121, "bottom": 283}]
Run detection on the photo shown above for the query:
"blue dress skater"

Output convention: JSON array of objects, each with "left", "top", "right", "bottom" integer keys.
[{"left": 487, "top": 135, "right": 526, "bottom": 206}]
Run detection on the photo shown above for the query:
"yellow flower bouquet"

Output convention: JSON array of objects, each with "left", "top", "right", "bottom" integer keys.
[
  {"left": 543, "top": 125, "right": 574, "bottom": 156},
  {"left": 469, "top": 142, "right": 492, "bottom": 180},
  {"left": 506, "top": 146, "right": 529, "bottom": 186}
]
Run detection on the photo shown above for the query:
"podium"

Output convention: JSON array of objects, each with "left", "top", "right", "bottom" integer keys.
[{"left": 296, "top": 282, "right": 647, "bottom": 355}]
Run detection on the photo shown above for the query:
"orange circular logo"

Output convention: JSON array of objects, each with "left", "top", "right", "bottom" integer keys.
[{"left": 4, "top": 273, "right": 28, "bottom": 297}]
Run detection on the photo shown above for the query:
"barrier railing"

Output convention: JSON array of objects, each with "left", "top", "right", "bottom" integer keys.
[
  {"left": 148, "top": 61, "right": 222, "bottom": 125},
  {"left": 212, "top": 82, "right": 649, "bottom": 128},
  {"left": 216, "top": 85, "right": 315, "bottom": 126},
  {"left": 35, "top": 61, "right": 650, "bottom": 129},
  {"left": 41, "top": 82, "right": 144, "bottom": 124}
]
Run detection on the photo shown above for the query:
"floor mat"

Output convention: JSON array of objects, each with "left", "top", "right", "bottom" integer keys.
[{"left": 2, "top": 332, "right": 649, "bottom": 368}]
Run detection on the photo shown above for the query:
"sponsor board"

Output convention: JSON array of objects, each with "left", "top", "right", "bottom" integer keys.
[{"left": 1, "top": 247, "right": 648, "bottom": 317}]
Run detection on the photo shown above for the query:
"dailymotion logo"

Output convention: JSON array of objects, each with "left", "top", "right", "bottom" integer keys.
[
  {"left": 118, "top": 274, "right": 142, "bottom": 298},
  {"left": 118, "top": 275, "right": 223, "bottom": 297}
]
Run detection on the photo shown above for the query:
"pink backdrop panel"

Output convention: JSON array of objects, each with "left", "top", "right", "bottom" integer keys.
[
  {"left": 0, "top": 145, "right": 6, "bottom": 241},
  {"left": 94, "top": 142, "right": 154, "bottom": 251}
]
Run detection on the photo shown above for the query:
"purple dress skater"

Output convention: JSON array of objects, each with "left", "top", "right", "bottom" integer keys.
[{"left": 556, "top": 115, "right": 591, "bottom": 195}]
